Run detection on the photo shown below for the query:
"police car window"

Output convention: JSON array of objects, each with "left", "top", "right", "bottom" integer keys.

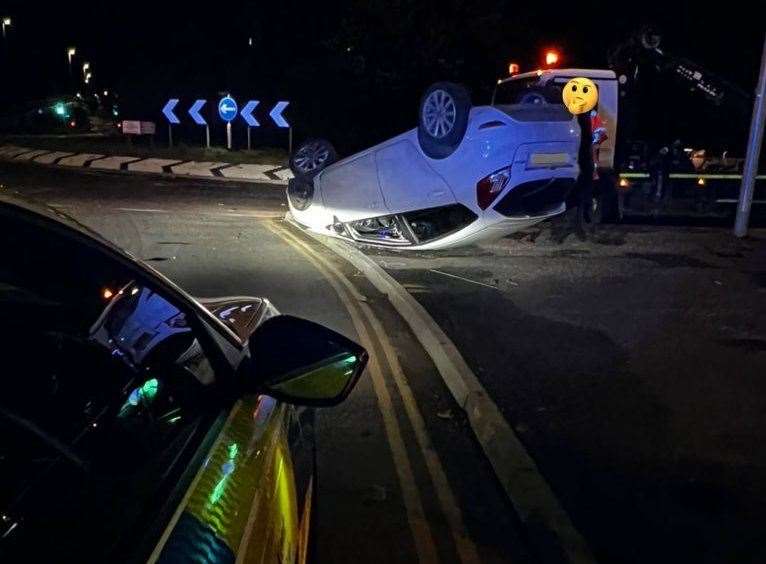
[{"left": 0, "top": 210, "right": 218, "bottom": 561}]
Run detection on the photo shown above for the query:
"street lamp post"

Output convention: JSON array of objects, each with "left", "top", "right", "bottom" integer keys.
[
  {"left": 67, "top": 47, "right": 76, "bottom": 73},
  {"left": 67, "top": 47, "right": 76, "bottom": 91},
  {"left": 734, "top": 34, "right": 766, "bottom": 237},
  {"left": 1, "top": 17, "right": 11, "bottom": 39}
]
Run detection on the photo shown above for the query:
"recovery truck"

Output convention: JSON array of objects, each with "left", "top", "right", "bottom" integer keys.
[{"left": 492, "top": 30, "right": 766, "bottom": 223}]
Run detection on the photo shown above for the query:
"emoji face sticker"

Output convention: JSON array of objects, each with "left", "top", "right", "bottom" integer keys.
[{"left": 562, "top": 77, "right": 598, "bottom": 115}]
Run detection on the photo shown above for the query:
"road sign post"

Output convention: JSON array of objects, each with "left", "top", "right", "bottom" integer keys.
[
  {"left": 189, "top": 99, "right": 210, "bottom": 149},
  {"left": 162, "top": 98, "right": 180, "bottom": 148},
  {"left": 269, "top": 101, "right": 291, "bottom": 153},
  {"left": 241, "top": 100, "right": 260, "bottom": 152},
  {"left": 735, "top": 35, "right": 766, "bottom": 238},
  {"left": 218, "top": 96, "right": 238, "bottom": 150}
]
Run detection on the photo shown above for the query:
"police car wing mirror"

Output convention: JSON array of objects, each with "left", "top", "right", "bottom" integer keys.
[{"left": 247, "top": 315, "right": 367, "bottom": 407}]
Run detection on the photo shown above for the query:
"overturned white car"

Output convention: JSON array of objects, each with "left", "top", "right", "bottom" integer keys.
[{"left": 287, "top": 82, "right": 580, "bottom": 250}]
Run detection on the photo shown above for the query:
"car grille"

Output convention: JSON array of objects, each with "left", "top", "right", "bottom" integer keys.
[{"left": 493, "top": 177, "right": 575, "bottom": 217}]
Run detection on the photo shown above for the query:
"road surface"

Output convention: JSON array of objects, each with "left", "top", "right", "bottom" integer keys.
[
  {"left": 0, "top": 163, "right": 529, "bottom": 564},
  {"left": 4, "top": 161, "right": 766, "bottom": 564}
]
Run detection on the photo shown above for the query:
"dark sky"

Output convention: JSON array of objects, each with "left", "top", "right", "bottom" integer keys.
[{"left": 1, "top": 0, "right": 763, "bottom": 150}]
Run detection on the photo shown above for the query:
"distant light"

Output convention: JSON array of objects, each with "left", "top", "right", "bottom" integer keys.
[
  {"left": 697, "top": 177, "right": 706, "bottom": 186},
  {"left": 346, "top": 46, "right": 352, "bottom": 52},
  {"left": 248, "top": 37, "right": 253, "bottom": 46},
  {"left": 131, "top": 286, "right": 139, "bottom": 295},
  {"left": 103, "top": 89, "right": 108, "bottom": 96},
  {"left": 618, "top": 178, "right": 630, "bottom": 188},
  {"left": 54, "top": 102, "right": 66, "bottom": 116},
  {"left": 497, "top": 78, "right": 502, "bottom": 84},
  {"left": 683, "top": 147, "right": 693, "bottom": 153},
  {"left": 69, "top": 120, "right": 76, "bottom": 128},
  {"left": 67, "top": 47, "right": 76, "bottom": 57},
  {"left": 103, "top": 288, "right": 114, "bottom": 299},
  {"left": 508, "top": 62, "right": 520, "bottom": 75},
  {"left": 2, "top": 17, "right": 11, "bottom": 26},
  {"left": 544, "top": 50, "right": 560, "bottom": 66},
  {"left": 82, "top": 62, "right": 90, "bottom": 72},
  {"left": 536, "top": 69, "right": 543, "bottom": 77},
  {"left": 76, "top": 92, "right": 82, "bottom": 98}
]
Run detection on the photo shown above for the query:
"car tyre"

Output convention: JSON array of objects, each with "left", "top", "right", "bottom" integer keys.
[
  {"left": 417, "top": 82, "right": 471, "bottom": 159},
  {"left": 289, "top": 138, "right": 337, "bottom": 180}
]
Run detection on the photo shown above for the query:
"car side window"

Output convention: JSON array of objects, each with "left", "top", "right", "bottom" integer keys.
[{"left": 0, "top": 209, "right": 219, "bottom": 562}]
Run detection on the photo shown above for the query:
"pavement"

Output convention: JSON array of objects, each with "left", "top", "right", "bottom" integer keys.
[
  {"left": 0, "top": 144, "right": 292, "bottom": 184},
  {"left": 3, "top": 160, "right": 765, "bottom": 564}
]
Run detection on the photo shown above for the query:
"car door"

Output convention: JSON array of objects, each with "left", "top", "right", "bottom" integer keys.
[{"left": 0, "top": 204, "right": 304, "bottom": 563}]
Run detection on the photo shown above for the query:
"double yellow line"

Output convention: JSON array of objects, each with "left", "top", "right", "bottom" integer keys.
[{"left": 268, "top": 220, "right": 480, "bottom": 564}]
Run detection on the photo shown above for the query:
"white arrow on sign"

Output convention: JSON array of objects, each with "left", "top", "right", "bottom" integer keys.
[{"left": 269, "top": 101, "right": 290, "bottom": 128}]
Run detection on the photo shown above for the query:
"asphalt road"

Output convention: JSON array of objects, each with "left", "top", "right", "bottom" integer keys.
[
  {"left": 364, "top": 219, "right": 766, "bottom": 564},
  {"left": 5, "top": 162, "right": 766, "bottom": 564},
  {"left": 0, "top": 163, "right": 529, "bottom": 564}
]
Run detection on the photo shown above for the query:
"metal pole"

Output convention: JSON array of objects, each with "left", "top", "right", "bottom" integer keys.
[
  {"left": 247, "top": 127, "right": 251, "bottom": 151},
  {"left": 168, "top": 124, "right": 173, "bottom": 148},
  {"left": 288, "top": 126, "right": 293, "bottom": 154},
  {"left": 226, "top": 122, "right": 232, "bottom": 150},
  {"left": 205, "top": 125, "right": 210, "bottom": 149},
  {"left": 735, "top": 35, "right": 766, "bottom": 238}
]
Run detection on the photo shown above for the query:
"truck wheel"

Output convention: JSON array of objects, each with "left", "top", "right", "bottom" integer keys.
[
  {"left": 417, "top": 82, "right": 471, "bottom": 159},
  {"left": 289, "top": 139, "right": 337, "bottom": 180},
  {"left": 597, "top": 173, "right": 621, "bottom": 223}
]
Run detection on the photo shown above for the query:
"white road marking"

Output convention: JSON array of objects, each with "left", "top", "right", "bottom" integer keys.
[
  {"left": 220, "top": 211, "right": 284, "bottom": 218},
  {"left": 115, "top": 207, "right": 167, "bottom": 213},
  {"left": 429, "top": 268, "right": 498, "bottom": 290}
]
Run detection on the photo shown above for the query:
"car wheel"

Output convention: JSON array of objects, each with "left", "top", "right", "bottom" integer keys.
[
  {"left": 289, "top": 139, "right": 337, "bottom": 180},
  {"left": 417, "top": 82, "right": 471, "bottom": 159},
  {"left": 287, "top": 177, "right": 315, "bottom": 211}
]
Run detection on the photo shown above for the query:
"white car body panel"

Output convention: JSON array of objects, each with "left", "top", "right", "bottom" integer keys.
[{"left": 289, "top": 103, "right": 581, "bottom": 249}]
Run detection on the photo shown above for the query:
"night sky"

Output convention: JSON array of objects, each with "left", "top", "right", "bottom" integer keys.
[{"left": 1, "top": 1, "right": 763, "bottom": 151}]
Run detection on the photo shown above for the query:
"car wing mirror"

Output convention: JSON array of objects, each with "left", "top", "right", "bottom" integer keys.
[{"left": 248, "top": 315, "right": 367, "bottom": 407}]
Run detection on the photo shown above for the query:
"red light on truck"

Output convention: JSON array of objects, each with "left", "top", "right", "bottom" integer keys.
[{"left": 545, "top": 50, "right": 559, "bottom": 66}]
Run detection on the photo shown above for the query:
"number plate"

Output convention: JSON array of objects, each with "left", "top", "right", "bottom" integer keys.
[{"left": 529, "top": 153, "right": 570, "bottom": 166}]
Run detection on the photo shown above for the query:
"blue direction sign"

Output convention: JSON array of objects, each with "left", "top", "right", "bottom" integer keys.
[
  {"left": 269, "top": 101, "right": 290, "bottom": 128},
  {"left": 241, "top": 100, "right": 260, "bottom": 127},
  {"left": 218, "top": 96, "right": 238, "bottom": 122},
  {"left": 162, "top": 99, "right": 180, "bottom": 124},
  {"left": 188, "top": 99, "right": 207, "bottom": 125}
]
